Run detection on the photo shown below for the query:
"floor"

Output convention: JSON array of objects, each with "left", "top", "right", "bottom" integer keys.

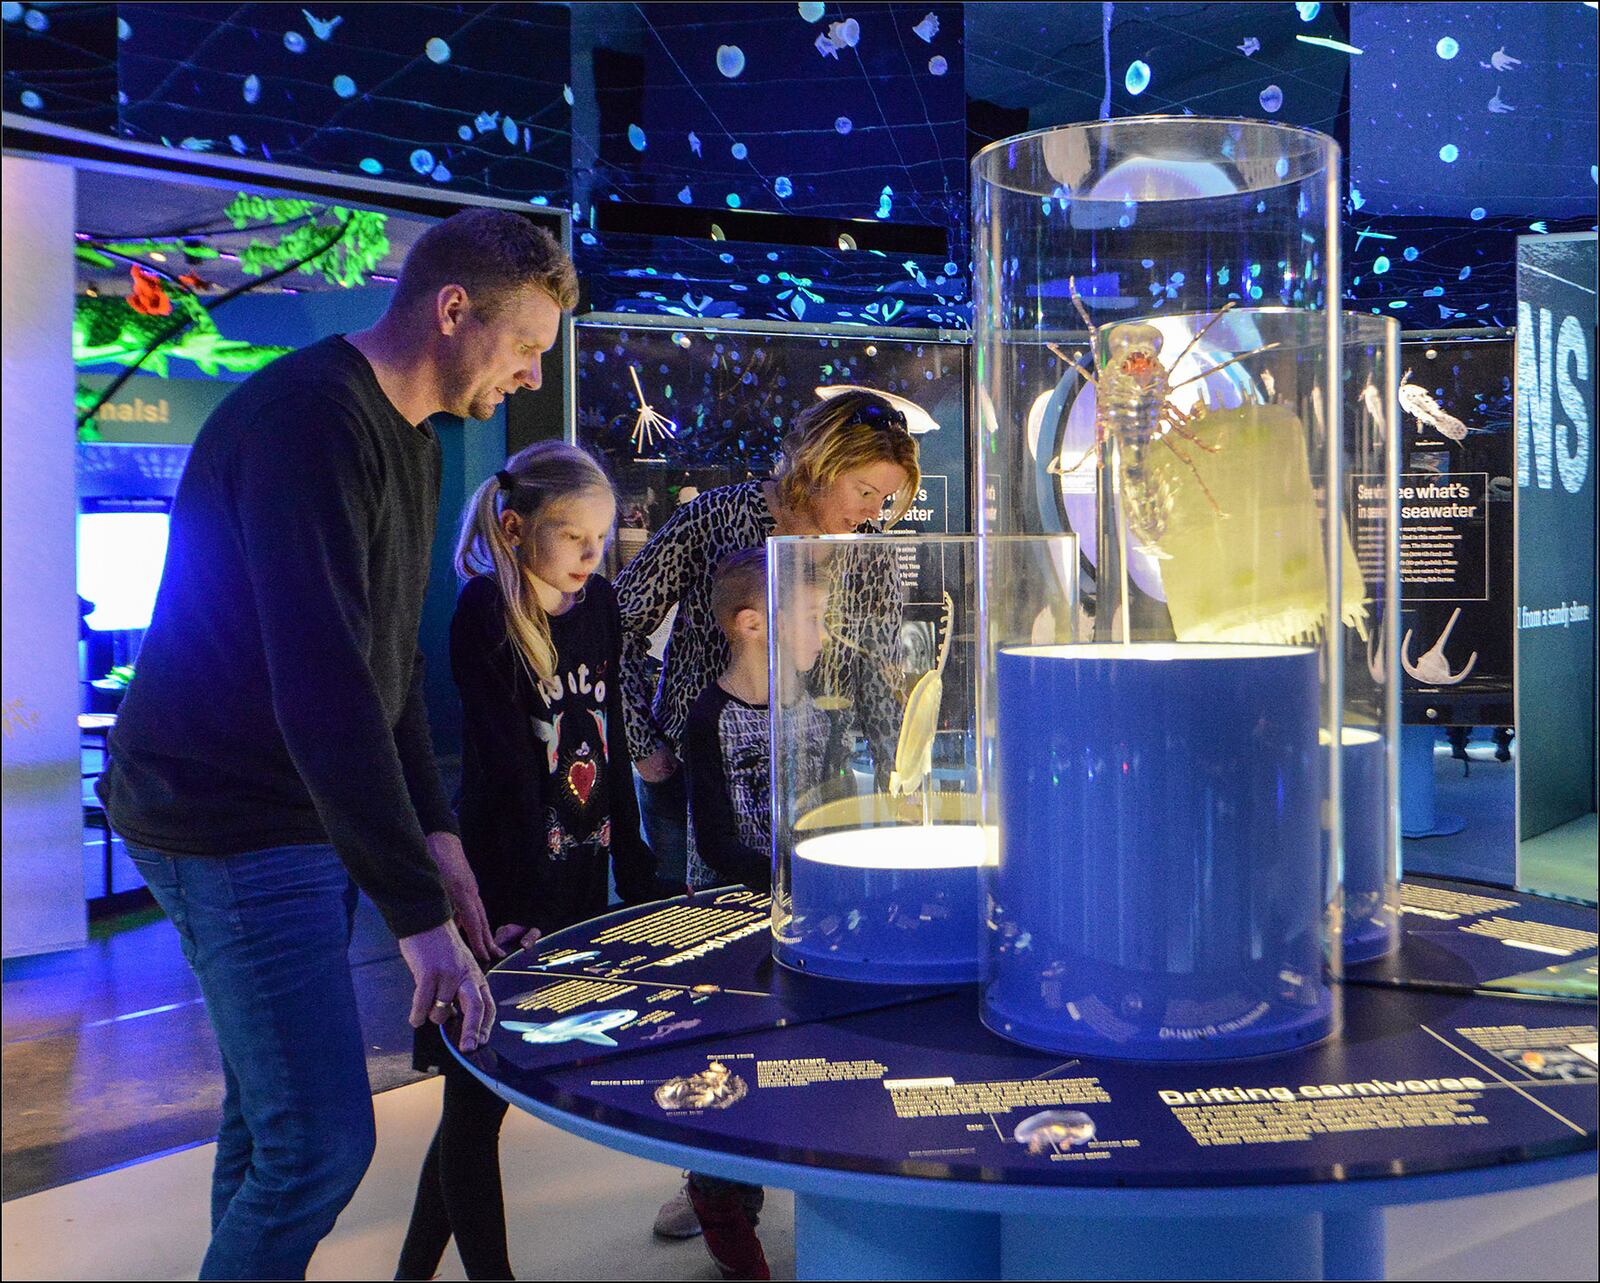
[
  {"left": 1402, "top": 733, "right": 1598, "bottom": 903},
  {"left": 1, "top": 876, "right": 424, "bottom": 1201}
]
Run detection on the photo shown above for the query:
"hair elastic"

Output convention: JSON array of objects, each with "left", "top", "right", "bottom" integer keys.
[{"left": 495, "top": 469, "right": 517, "bottom": 492}]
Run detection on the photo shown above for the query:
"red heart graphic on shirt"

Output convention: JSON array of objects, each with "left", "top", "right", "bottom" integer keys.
[{"left": 568, "top": 758, "right": 597, "bottom": 805}]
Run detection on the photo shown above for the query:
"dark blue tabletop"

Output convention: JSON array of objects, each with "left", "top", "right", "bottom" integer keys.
[{"left": 456, "top": 879, "right": 1597, "bottom": 1190}]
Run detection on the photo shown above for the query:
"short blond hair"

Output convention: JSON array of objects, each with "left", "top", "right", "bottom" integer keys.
[
  {"left": 395, "top": 208, "right": 578, "bottom": 317},
  {"left": 773, "top": 390, "right": 921, "bottom": 526},
  {"left": 710, "top": 548, "right": 768, "bottom": 636}
]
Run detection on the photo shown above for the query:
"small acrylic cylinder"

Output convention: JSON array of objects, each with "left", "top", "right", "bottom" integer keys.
[
  {"left": 1339, "top": 315, "right": 1402, "bottom": 963},
  {"left": 972, "top": 119, "right": 1344, "bottom": 1059},
  {"left": 769, "top": 535, "right": 1076, "bottom": 985}
]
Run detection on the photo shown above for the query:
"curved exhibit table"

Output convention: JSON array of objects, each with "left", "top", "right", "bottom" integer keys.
[{"left": 451, "top": 881, "right": 1598, "bottom": 1281}]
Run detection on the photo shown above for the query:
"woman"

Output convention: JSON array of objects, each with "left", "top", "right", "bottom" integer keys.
[{"left": 615, "top": 389, "right": 921, "bottom": 887}]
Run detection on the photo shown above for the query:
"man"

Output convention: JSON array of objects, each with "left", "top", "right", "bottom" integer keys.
[{"left": 99, "top": 208, "right": 577, "bottom": 1280}]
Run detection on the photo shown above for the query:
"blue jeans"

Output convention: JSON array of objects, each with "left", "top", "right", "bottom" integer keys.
[
  {"left": 635, "top": 765, "right": 689, "bottom": 887},
  {"left": 126, "top": 842, "right": 375, "bottom": 1281}
]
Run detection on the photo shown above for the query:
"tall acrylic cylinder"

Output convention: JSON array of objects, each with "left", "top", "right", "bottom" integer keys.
[
  {"left": 973, "top": 119, "right": 1345, "bottom": 1060},
  {"left": 769, "top": 536, "right": 1076, "bottom": 985},
  {"left": 1340, "top": 315, "right": 1402, "bottom": 962}
]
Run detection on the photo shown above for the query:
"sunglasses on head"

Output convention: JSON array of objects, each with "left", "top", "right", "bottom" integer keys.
[{"left": 849, "top": 401, "right": 908, "bottom": 432}]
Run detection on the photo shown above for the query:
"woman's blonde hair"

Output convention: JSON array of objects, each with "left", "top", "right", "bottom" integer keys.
[
  {"left": 772, "top": 390, "right": 921, "bottom": 526},
  {"left": 456, "top": 441, "right": 613, "bottom": 683}
]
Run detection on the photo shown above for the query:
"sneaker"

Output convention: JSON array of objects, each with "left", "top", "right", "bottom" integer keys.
[
  {"left": 653, "top": 1178, "right": 703, "bottom": 1239},
  {"left": 687, "top": 1181, "right": 771, "bottom": 1281}
]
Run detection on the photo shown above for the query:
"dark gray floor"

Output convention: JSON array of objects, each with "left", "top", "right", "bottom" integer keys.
[{"left": 1, "top": 846, "right": 426, "bottom": 1202}]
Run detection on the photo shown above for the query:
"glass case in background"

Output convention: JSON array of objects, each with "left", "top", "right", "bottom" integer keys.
[
  {"left": 972, "top": 118, "right": 1346, "bottom": 1060},
  {"left": 1393, "top": 331, "right": 1519, "bottom": 886},
  {"left": 573, "top": 320, "right": 970, "bottom": 577},
  {"left": 1341, "top": 315, "right": 1402, "bottom": 963},
  {"left": 770, "top": 534, "right": 1033, "bottom": 985}
]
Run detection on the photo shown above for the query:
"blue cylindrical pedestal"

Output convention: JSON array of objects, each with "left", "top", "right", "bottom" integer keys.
[
  {"left": 984, "top": 643, "right": 1332, "bottom": 1059},
  {"left": 779, "top": 826, "right": 985, "bottom": 984},
  {"left": 1339, "top": 730, "right": 1398, "bottom": 963}
]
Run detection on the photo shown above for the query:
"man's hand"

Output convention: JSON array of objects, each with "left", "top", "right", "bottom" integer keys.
[
  {"left": 398, "top": 919, "right": 495, "bottom": 1052},
  {"left": 635, "top": 745, "right": 679, "bottom": 784},
  {"left": 493, "top": 922, "right": 544, "bottom": 954},
  {"left": 427, "top": 831, "right": 503, "bottom": 964}
]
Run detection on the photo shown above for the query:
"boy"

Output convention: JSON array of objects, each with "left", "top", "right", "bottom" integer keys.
[{"left": 652, "top": 548, "right": 826, "bottom": 1280}]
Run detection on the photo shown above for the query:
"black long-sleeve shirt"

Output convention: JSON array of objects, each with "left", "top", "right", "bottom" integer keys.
[
  {"left": 684, "top": 681, "right": 830, "bottom": 892},
  {"left": 99, "top": 336, "right": 454, "bottom": 939},
  {"left": 684, "top": 684, "right": 772, "bottom": 890},
  {"left": 451, "top": 573, "right": 655, "bottom": 932}
]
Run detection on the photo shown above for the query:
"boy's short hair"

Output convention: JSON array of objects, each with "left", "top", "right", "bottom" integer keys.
[{"left": 710, "top": 548, "right": 768, "bottom": 635}]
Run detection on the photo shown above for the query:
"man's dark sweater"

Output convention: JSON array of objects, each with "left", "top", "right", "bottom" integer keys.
[{"left": 99, "top": 335, "right": 454, "bottom": 938}]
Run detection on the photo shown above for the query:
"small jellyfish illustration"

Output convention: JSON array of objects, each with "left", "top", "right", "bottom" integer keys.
[
  {"left": 359, "top": 157, "right": 383, "bottom": 174},
  {"left": 243, "top": 74, "right": 261, "bottom": 104},
  {"left": 1485, "top": 47, "right": 1520, "bottom": 72},
  {"left": 688, "top": 130, "right": 701, "bottom": 156},
  {"left": 117, "top": 15, "right": 130, "bottom": 39},
  {"left": 1238, "top": 36, "right": 1260, "bottom": 56},
  {"left": 425, "top": 36, "right": 450, "bottom": 63},
  {"left": 830, "top": 18, "right": 860, "bottom": 47},
  {"left": 410, "top": 148, "right": 436, "bottom": 175},
  {"left": 1439, "top": 143, "right": 1459, "bottom": 163},
  {"left": 1295, "top": 2, "right": 1321, "bottom": 20},
  {"left": 677, "top": 186, "right": 692, "bottom": 203},
  {"left": 24, "top": 7, "right": 46, "bottom": 30},
  {"left": 431, "top": 163, "right": 452, "bottom": 183},
  {"left": 798, "top": 0, "right": 825, "bottom": 20},
  {"left": 1470, "top": 206, "right": 1486, "bottom": 220},
  {"left": 19, "top": 89, "right": 42, "bottom": 110},
  {"left": 1403, "top": 245, "right": 1419, "bottom": 261},
  {"left": 1274, "top": 155, "right": 1290, "bottom": 178},
  {"left": 1373, "top": 255, "right": 1390, "bottom": 274},
  {"left": 283, "top": 30, "right": 306, "bottom": 53},
  {"left": 1458, "top": 265, "right": 1472, "bottom": 280},
  {"left": 332, "top": 74, "right": 356, "bottom": 98},
  {"left": 774, "top": 176, "right": 793, "bottom": 198},
  {"left": 502, "top": 116, "right": 518, "bottom": 144},
  {"left": 725, "top": 193, "right": 741, "bottom": 208},
  {"left": 1436, "top": 36, "right": 1459, "bottom": 60},
  {"left": 457, "top": 125, "right": 472, "bottom": 140},
  {"left": 303, "top": 10, "right": 342, "bottom": 41},
  {"left": 835, "top": 116, "right": 853, "bottom": 134},
  {"left": 876, "top": 186, "right": 893, "bottom": 218},
  {"left": 1487, "top": 88, "right": 1514, "bottom": 114},
  {"left": 1014, "top": 1110, "right": 1096, "bottom": 1154},
  {"left": 628, "top": 123, "right": 647, "bottom": 151},
  {"left": 929, "top": 55, "right": 948, "bottom": 75},
  {"left": 731, "top": 142, "right": 747, "bottom": 160},
  {"left": 913, "top": 12, "right": 938, "bottom": 42},
  {"left": 1260, "top": 84, "right": 1283, "bottom": 113},
  {"left": 562, "top": 84, "right": 573, "bottom": 105},
  {"left": 1, "top": 4, "right": 23, "bottom": 22},
  {"left": 716, "top": 44, "right": 745, "bottom": 78},
  {"left": 228, "top": 134, "right": 246, "bottom": 153},
  {"left": 1125, "top": 60, "right": 1150, "bottom": 95}
]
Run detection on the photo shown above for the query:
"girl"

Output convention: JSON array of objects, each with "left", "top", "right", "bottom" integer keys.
[{"left": 397, "top": 441, "right": 656, "bottom": 1281}]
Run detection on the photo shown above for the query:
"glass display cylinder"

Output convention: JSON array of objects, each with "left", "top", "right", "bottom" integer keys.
[
  {"left": 973, "top": 119, "right": 1345, "bottom": 1060},
  {"left": 770, "top": 534, "right": 1073, "bottom": 985},
  {"left": 1340, "top": 315, "right": 1402, "bottom": 963}
]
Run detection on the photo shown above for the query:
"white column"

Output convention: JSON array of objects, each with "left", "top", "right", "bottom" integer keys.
[{"left": 3, "top": 153, "right": 87, "bottom": 956}]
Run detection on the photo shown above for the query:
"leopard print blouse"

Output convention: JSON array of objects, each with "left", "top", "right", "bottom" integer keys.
[{"left": 614, "top": 480, "right": 905, "bottom": 779}]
